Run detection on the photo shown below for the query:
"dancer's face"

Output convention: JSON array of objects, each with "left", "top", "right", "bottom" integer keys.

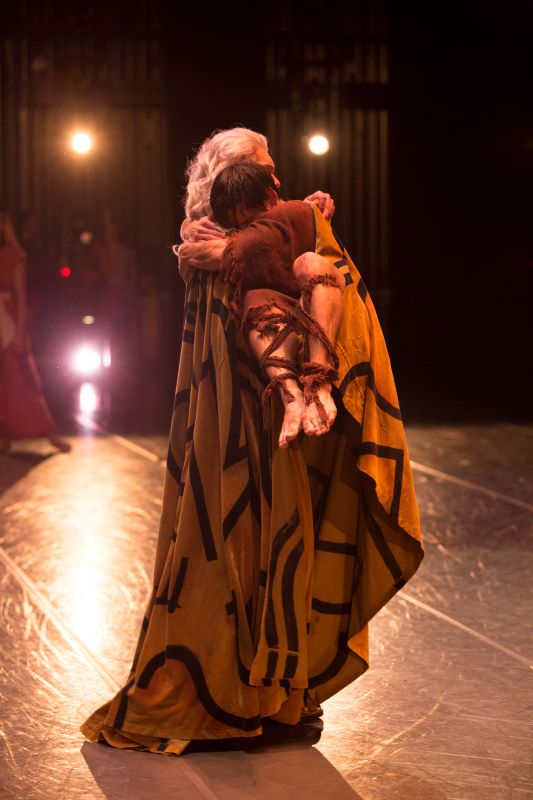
[
  {"left": 251, "top": 147, "right": 281, "bottom": 191},
  {"left": 231, "top": 187, "right": 279, "bottom": 229}
]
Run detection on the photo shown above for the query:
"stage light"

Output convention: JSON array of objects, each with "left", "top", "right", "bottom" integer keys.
[
  {"left": 82, "top": 315, "right": 95, "bottom": 325},
  {"left": 73, "top": 345, "right": 101, "bottom": 374},
  {"left": 80, "top": 231, "right": 94, "bottom": 245},
  {"left": 308, "top": 134, "right": 330, "bottom": 155},
  {"left": 79, "top": 382, "right": 98, "bottom": 414},
  {"left": 71, "top": 131, "right": 92, "bottom": 154},
  {"left": 58, "top": 266, "right": 71, "bottom": 278}
]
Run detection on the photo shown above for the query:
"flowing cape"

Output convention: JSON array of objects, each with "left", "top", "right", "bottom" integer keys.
[{"left": 81, "top": 205, "right": 423, "bottom": 756}]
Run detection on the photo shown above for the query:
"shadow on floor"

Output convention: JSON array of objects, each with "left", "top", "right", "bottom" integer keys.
[
  {"left": 81, "top": 731, "right": 364, "bottom": 800},
  {"left": 0, "top": 451, "right": 53, "bottom": 496}
]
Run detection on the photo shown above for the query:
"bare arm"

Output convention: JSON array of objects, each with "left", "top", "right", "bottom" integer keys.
[
  {"left": 177, "top": 238, "right": 227, "bottom": 282},
  {"left": 180, "top": 216, "right": 225, "bottom": 242}
]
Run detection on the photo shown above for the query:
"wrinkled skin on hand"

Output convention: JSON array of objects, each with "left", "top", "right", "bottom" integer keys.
[
  {"left": 176, "top": 239, "right": 227, "bottom": 282},
  {"left": 181, "top": 216, "right": 225, "bottom": 242},
  {"left": 303, "top": 191, "right": 335, "bottom": 221}
]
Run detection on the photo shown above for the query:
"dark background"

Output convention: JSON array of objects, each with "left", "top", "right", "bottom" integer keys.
[{"left": 1, "top": 1, "right": 531, "bottom": 426}]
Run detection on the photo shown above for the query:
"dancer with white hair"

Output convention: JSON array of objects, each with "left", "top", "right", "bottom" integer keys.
[{"left": 80, "top": 127, "right": 423, "bottom": 757}]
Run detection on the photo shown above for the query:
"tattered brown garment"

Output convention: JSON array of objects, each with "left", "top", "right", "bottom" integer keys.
[{"left": 81, "top": 206, "right": 423, "bottom": 756}]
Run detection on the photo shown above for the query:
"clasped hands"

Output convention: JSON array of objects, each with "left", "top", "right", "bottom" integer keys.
[{"left": 177, "top": 190, "right": 335, "bottom": 282}]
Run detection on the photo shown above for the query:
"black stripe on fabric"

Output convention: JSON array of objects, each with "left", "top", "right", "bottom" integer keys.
[
  {"left": 166, "top": 445, "right": 182, "bottom": 488},
  {"left": 362, "top": 498, "right": 405, "bottom": 586},
  {"left": 359, "top": 441, "right": 404, "bottom": 519},
  {"left": 280, "top": 679, "right": 290, "bottom": 690},
  {"left": 259, "top": 569, "right": 268, "bottom": 587},
  {"left": 200, "top": 359, "right": 210, "bottom": 381},
  {"left": 331, "top": 228, "right": 346, "bottom": 252},
  {"left": 339, "top": 362, "right": 402, "bottom": 421},
  {"left": 265, "top": 509, "right": 300, "bottom": 648},
  {"left": 112, "top": 677, "right": 135, "bottom": 729},
  {"left": 266, "top": 651, "right": 279, "bottom": 679},
  {"left": 357, "top": 278, "right": 368, "bottom": 303},
  {"left": 182, "top": 329, "right": 195, "bottom": 344},
  {"left": 141, "top": 616, "right": 149, "bottom": 633},
  {"left": 211, "top": 297, "right": 230, "bottom": 328},
  {"left": 344, "top": 273, "right": 354, "bottom": 287},
  {"left": 137, "top": 646, "right": 260, "bottom": 732},
  {"left": 229, "top": 591, "right": 251, "bottom": 685},
  {"left": 157, "top": 740, "right": 169, "bottom": 752},
  {"left": 239, "top": 375, "right": 259, "bottom": 398},
  {"left": 168, "top": 557, "right": 188, "bottom": 612},
  {"left": 334, "top": 257, "right": 348, "bottom": 268},
  {"left": 170, "top": 531, "right": 177, "bottom": 542},
  {"left": 311, "top": 597, "right": 352, "bottom": 615},
  {"left": 245, "top": 595, "right": 254, "bottom": 628},
  {"left": 223, "top": 483, "right": 250, "bottom": 541},
  {"left": 284, "top": 653, "right": 299, "bottom": 680},
  {"left": 223, "top": 323, "right": 248, "bottom": 470},
  {"left": 316, "top": 540, "right": 357, "bottom": 557},
  {"left": 189, "top": 444, "right": 217, "bottom": 561},
  {"left": 186, "top": 425, "right": 194, "bottom": 443},
  {"left": 262, "top": 679, "right": 272, "bottom": 687},
  {"left": 307, "top": 464, "right": 329, "bottom": 485},
  {"left": 174, "top": 388, "right": 190, "bottom": 408},
  {"left": 281, "top": 538, "right": 304, "bottom": 652},
  {"left": 225, "top": 599, "right": 235, "bottom": 615},
  {"left": 308, "top": 632, "right": 349, "bottom": 689},
  {"left": 154, "top": 574, "right": 169, "bottom": 605},
  {"left": 248, "top": 470, "right": 261, "bottom": 526},
  {"left": 258, "top": 423, "right": 272, "bottom": 508}
]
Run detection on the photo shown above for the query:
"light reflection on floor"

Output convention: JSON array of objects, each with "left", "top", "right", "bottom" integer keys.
[{"left": 0, "top": 423, "right": 532, "bottom": 800}]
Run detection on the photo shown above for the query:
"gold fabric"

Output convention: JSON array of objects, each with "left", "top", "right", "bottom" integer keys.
[{"left": 80, "top": 206, "right": 423, "bottom": 755}]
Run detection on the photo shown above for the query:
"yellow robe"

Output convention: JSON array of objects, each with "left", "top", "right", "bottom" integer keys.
[{"left": 80, "top": 206, "right": 423, "bottom": 756}]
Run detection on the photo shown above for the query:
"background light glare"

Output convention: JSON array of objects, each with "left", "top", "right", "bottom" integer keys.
[
  {"left": 71, "top": 131, "right": 92, "bottom": 154},
  {"left": 308, "top": 134, "right": 330, "bottom": 155}
]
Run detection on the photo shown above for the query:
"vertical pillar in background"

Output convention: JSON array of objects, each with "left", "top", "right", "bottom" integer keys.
[{"left": 265, "top": 1, "right": 391, "bottom": 331}]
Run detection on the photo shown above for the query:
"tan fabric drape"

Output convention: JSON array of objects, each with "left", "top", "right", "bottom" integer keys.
[{"left": 80, "top": 205, "right": 423, "bottom": 756}]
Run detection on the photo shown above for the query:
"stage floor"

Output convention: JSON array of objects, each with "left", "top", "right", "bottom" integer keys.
[{"left": 1, "top": 422, "right": 532, "bottom": 800}]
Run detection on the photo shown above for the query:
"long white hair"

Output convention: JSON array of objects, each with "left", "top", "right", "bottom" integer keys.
[{"left": 184, "top": 127, "right": 268, "bottom": 220}]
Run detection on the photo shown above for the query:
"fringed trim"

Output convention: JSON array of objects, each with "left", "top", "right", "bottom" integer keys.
[
  {"left": 299, "top": 362, "right": 339, "bottom": 426},
  {"left": 260, "top": 357, "right": 299, "bottom": 428},
  {"left": 222, "top": 240, "right": 246, "bottom": 324},
  {"left": 300, "top": 273, "right": 342, "bottom": 314}
]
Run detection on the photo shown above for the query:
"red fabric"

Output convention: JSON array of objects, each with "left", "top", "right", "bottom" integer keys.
[
  {"left": 0, "top": 244, "right": 56, "bottom": 440},
  {"left": 221, "top": 200, "right": 315, "bottom": 298}
]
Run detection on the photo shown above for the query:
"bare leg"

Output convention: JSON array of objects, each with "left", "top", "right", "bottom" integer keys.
[
  {"left": 292, "top": 252, "right": 344, "bottom": 437},
  {"left": 244, "top": 297, "right": 304, "bottom": 449}
]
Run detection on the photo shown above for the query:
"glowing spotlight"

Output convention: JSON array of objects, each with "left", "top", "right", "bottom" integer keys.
[
  {"left": 80, "top": 231, "right": 94, "bottom": 246},
  {"left": 79, "top": 382, "right": 99, "bottom": 414},
  {"left": 82, "top": 315, "right": 95, "bottom": 326},
  {"left": 73, "top": 345, "right": 101, "bottom": 374},
  {"left": 102, "top": 344, "right": 112, "bottom": 368},
  {"left": 71, "top": 131, "right": 92, "bottom": 154},
  {"left": 308, "top": 134, "right": 330, "bottom": 156}
]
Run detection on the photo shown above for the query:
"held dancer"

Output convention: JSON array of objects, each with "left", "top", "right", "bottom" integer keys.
[
  {"left": 80, "top": 127, "right": 423, "bottom": 757},
  {"left": 180, "top": 161, "right": 345, "bottom": 449}
]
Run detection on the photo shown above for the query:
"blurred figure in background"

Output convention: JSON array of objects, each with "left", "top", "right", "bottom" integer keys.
[
  {"left": 0, "top": 209, "right": 70, "bottom": 454},
  {"left": 90, "top": 215, "right": 137, "bottom": 373}
]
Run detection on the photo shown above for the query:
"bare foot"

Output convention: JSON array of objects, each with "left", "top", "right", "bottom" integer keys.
[
  {"left": 278, "top": 380, "right": 304, "bottom": 449},
  {"left": 302, "top": 382, "right": 337, "bottom": 437},
  {"left": 48, "top": 435, "right": 71, "bottom": 453}
]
